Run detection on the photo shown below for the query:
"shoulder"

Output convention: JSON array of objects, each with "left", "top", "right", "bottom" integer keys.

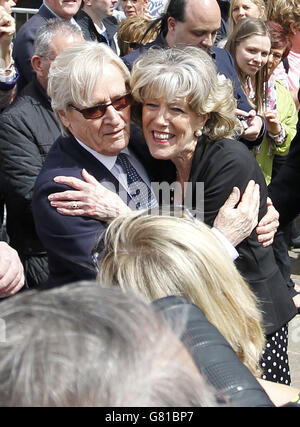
[
  {"left": 194, "top": 138, "right": 265, "bottom": 183},
  {"left": 276, "top": 80, "right": 294, "bottom": 101},
  {"left": 103, "top": 15, "right": 119, "bottom": 33},
  {"left": 211, "top": 46, "right": 233, "bottom": 63},
  {"left": 15, "top": 6, "right": 51, "bottom": 36},
  {"left": 122, "top": 47, "right": 146, "bottom": 70},
  {"left": 122, "top": 37, "right": 162, "bottom": 69},
  {"left": 0, "top": 83, "right": 47, "bottom": 122}
]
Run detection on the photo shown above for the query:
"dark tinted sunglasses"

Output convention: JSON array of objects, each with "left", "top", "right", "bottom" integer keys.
[
  {"left": 69, "top": 93, "right": 133, "bottom": 120},
  {"left": 123, "top": 41, "right": 142, "bottom": 50}
]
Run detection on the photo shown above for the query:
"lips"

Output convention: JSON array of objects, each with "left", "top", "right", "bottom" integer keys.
[{"left": 152, "top": 131, "right": 174, "bottom": 143}]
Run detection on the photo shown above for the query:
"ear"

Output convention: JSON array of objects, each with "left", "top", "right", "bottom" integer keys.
[
  {"left": 56, "top": 109, "right": 71, "bottom": 130},
  {"left": 31, "top": 55, "right": 42, "bottom": 75},
  {"left": 167, "top": 17, "right": 177, "bottom": 35},
  {"left": 198, "top": 113, "right": 210, "bottom": 128},
  {"left": 259, "top": 6, "right": 265, "bottom": 18},
  {"left": 290, "top": 22, "right": 298, "bottom": 36}
]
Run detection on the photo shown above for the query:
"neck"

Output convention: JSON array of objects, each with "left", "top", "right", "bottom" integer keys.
[
  {"left": 165, "top": 32, "right": 173, "bottom": 48},
  {"left": 291, "top": 44, "right": 300, "bottom": 54},
  {"left": 83, "top": 6, "right": 105, "bottom": 24}
]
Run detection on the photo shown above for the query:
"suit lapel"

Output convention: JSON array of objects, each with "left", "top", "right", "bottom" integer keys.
[{"left": 59, "top": 136, "right": 129, "bottom": 196}]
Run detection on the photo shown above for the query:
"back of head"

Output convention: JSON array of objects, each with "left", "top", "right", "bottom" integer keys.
[
  {"left": 267, "top": 0, "right": 300, "bottom": 37},
  {"left": 117, "top": 16, "right": 160, "bottom": 56},
  {"left": 267, "top": 20, "right": 292, "bottom": 59},
  {"left": 33, "top": 18, "right": 83, "bottom": 57},
  {"left": 130, "top": 45, "right": 240, "bottom": 140},
  {"left": 99, "top": 210, "right": 265, "bottom": 376},
  {"left": 0, "top": 282, "right": 218, "bottom": 406},
  {"left": 149, "top": 0, "right": 185, "bottom": 36}
]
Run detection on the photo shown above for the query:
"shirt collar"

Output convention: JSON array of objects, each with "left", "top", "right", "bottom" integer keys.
[{"left": 74, "top": 137, "right": 131, "bottom": 170}]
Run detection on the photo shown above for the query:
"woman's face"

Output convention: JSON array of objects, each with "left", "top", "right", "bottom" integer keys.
[
  {"left": 0, "top": 0, "right": 16, "bottom": 13},
  {"left": 235, "top": 35, "right": 270, "bottom": 76},
  {"left": 267, "top": 47, "right": 285, "bottom": 77},
  {"left": 142, "top": 97, "right": 207, "bottom": 162},
  {"left": 120, "top": 0, "right": 148, "bottom": 17},
  {"left": 231, "top": 0, "right": 264, "bottom": 25}
]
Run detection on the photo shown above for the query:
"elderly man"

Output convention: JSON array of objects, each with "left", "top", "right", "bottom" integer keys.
[
  {"left": 13, "top": 0, "right": 81, "bottom": 92},
  {"left": 0, "top": 20, "right": 83, "bottom": 289},
  {"left": 32, "top": 41, "right": 278, "bottom": 288},
  {"left": 122, "top": 0, "right": 266, "bottom": 148},
  {"left": 75, "top": 0, "right": 120, "bottom": 54}
]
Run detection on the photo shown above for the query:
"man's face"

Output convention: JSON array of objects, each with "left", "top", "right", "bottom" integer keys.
[
  {"left": 59, "top": 63, "right": 131, "bottom": 156},
  {"left": 45, "top": 0, "right": 81, "bottom": 20},
  {"left": 167, "top": 0, "right": 221, "bottom": 52},
  {"left": 88, "top": 0, "right": 118, "bottom": 19}
]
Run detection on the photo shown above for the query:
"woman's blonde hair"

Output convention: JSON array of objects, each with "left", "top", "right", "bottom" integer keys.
[
  {"left": 225, "top": 17, "right": 270, "bottom": 113},
  {"left": 130, "top": 46, "right": 242, "bottom": 140},
  {"left": 98, "top": 210, "right": 265, "bottom": 377},
  {"left": 229, "top": 0, "right": 266, "bottom": 34}
]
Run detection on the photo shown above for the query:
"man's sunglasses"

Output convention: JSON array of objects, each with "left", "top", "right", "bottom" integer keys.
[{"left": 69, "top": 93, "right": 133, "bottom": 120}]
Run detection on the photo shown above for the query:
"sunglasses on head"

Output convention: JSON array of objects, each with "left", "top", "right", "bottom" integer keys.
[{"left": 69, "top": 93, "right": 133, "bottom": 120}]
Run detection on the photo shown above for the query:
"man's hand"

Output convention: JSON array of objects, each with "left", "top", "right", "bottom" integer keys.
[
  {"left": 0, "top": 7, "right": 15, "bottom": 67},
  {"left": 0, "top": 242, "right": 25, "bottom": 298},
  {"left": 256, "top": 197, "right": 279, "bottom": 247},
  {"left": 213, "top": 180, "right": 260, "bottom": 247}
]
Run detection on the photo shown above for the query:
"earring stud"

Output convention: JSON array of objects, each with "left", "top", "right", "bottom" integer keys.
[{"left": 194, "top": 129, "right": 202, "bottom": 138}]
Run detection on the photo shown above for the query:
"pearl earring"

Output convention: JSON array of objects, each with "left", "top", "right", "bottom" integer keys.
[{"left": 194, "top": 129, "right": 202, "bottom": 138}]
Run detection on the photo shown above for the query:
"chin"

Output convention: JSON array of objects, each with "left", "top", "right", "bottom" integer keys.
[{"left": 149, "top": 146, "right": 172, "bottom": 161}]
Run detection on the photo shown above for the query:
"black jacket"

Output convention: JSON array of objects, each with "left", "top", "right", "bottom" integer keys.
[
  {"left": 75, "top": 10, "right": 119, "bottom": 54},
  {"left": 130, "top": 131, "right": 297, "bottom": 335},
  {"left": 0, "top": 78, "right": 61, "bottom": 288}
]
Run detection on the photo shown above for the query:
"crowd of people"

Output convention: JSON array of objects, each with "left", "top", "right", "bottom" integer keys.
[{"left": 0, "top": 0, "right": 299, "bottom": 407}]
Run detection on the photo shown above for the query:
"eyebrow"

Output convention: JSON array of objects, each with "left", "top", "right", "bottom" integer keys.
[{"left": 90, "top": 91, "right": 129, "bottom": 107}]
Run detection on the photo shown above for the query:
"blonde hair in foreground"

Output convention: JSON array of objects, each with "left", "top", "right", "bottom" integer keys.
[{"left": 98, "top": 210, "right": 265, "bottom": 377}]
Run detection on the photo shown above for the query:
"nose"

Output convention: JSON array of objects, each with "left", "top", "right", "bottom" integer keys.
[
  {"left": 201, "top": 34, "right": 214, "bottom": 50},
  {"left": 253, "top": 52, "right": 263, "bottom": 65},
  {"left": 268, "top": 53, "right": 274, "bottom": 64},
  {"left": 154, "top": 106, "right": 170, "bottom": 125},
  {"left": 103, "top": 104, "right": 123, "bottom": 124},
  {"left": 236, "top": 8, "right": 246, "bottom": 19}
]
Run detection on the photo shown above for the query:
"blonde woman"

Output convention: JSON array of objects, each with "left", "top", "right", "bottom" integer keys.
[
  {"left": 225, "top": 17, "right": 270, "bottom": 114},
  {"left": 99, "top": 210, "right": 265, "bottom": 378},
  {"left": 217, "top": 0, "right": 266, "bottom": 47},
  {"left": 229, "top": 0, "right": 266, "bottom": 33}
]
